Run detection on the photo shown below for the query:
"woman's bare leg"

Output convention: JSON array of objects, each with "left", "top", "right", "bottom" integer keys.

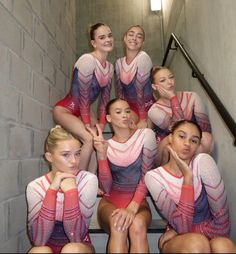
[
  {"left": 97, "top": 198, "right": 129, "bottom": 253},
  {"left": 197, "top": 131, "right": 214, "bottom": 155},
  {"left": 210, "top": 237, "right": 236, "bottom": 253},
  {"left": 156, "top": 136, "right": 170, "bottom": 166},
  {"left": 128, "top": 200, "right": 152, "bottom": 253},
  {"left": 161, "top": 233, "right": 211, "bottom": 253},
  {"left": 61, "top": 242, "right": 94, "bottom": 253},
  {"left": 53, "top": 106, "right": 96, "bottom": 173},
  {"left": 28, "top": 246, "right": 53, "bottom": 253}
]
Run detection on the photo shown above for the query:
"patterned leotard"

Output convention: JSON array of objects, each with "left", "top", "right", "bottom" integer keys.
[
  {"left": 148, "top": 91, "right": 212, "bottom": 143},
  {"left": 26, "top": 171, "right": 98, "bottom": 253},
  {"left": 115, "top": 51, "right": 155, "bottom": 120},
  {"left": 145, "top": 153, "right": 230, "bottom": 239},
  {"left": 98, "top": 128, "right": 157, "bottom": 208},
  {"left": 56, "top": 53, "right": 114, "bottom": 125}
]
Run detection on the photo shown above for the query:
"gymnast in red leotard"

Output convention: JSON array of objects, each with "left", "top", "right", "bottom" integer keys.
[
  {"left": 115, "top": 25, "right": 155, "bottom": 129},
  {"left": 87, "top": 98, "right": 157, "bottom": 253},
  {"left": 148, "top": 66, "right": 213, "bottom": 166},
  {"left": 145, "top": 119, "right": 236, "bottom": 253},
  {"left": 53, "top": 23, "right": 114, "bottom": 175}
]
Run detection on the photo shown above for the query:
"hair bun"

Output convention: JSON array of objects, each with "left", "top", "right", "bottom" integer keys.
[{"left": 50, "top": 125, "right": 62, "bottom": 133}]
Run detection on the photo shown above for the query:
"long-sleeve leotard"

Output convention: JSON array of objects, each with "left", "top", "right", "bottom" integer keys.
[
  {"left": 26, "top": 171, "right": 98, "bottom": 250},
  {"left": 145, "top": 153, "right": 230, "bottom": 239},
  {"left": 148, "top": 91, "right": 212, "bottom": 143},
  {"left": 98, "top": 128, "right": 157, "bottom": 208},
  {"left": 56, "top": 53, "right": 113, "bottom": 125},
  {"left": 115, "top": 51, "right": 154, "bottom": 120}
]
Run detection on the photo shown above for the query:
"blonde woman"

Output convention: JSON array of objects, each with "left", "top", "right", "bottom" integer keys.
[
  {"left": 148, "top": 66, "right": 213, "bottom": 166},
  {"left": 26, "top": 125, "right": 98, "bottom": 253}
]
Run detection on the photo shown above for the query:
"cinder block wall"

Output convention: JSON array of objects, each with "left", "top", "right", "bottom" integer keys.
[
  {"left": 0, "top": 0, "right": 77, "bottom": 252},
  {"left": 0, "top": 0, "right": 164, "bottom": 252}
]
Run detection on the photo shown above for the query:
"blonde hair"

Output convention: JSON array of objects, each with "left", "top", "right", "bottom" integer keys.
[
  {"left": 151, "top": 66, "right": 169, "bottom": 83},
  {"left": 44, "top": 125, "right": 79, "bottom": 154},
  {"left": 124, "top": 25, "right": 145, "bottom": 40}
]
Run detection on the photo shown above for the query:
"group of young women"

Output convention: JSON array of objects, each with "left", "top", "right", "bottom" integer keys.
[{"left": 26, "top": 22, "right": 236, "bottom": 253}]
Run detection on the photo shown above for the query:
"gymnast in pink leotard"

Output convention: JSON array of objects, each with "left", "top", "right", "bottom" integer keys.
[
  {"left": 87, "top": 98, "right": 157, "bottom": 253},
  {"left": 53, "top": 23, "right": 114, "bottom": 174},
  {"left": 148, "top": 66, "right": 213, "bottom": 166},
  {"left": 26, "top": 125, "right": 98, "bottom": 253},
  {"left": 115, "top": 25, "right": 155, "bottom": 129},
  {"left": 145, "top": 119, "right": 236, "bottom": 253}
]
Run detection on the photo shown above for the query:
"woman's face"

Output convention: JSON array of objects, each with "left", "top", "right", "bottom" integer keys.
[
  {"left": 91, "top": 25, "right": 113, "bottom": 53},
  {"left": 124, "top": 26, "right": 144, "bottom": 51},
  {"left": 106, "top": 100, "right": 131, "bottom": 129},
  {"left": 46, "top": 139, "right": 81, "bottom": 175},
  {"left": 170, "top": 122, "right": 201, "bottom": 162},
  {"left": 152, "top": 68, "right": 175, "bottom": 91}
]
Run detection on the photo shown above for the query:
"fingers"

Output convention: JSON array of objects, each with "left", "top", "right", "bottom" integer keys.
[
  {"left": 95, "top": 123, "right": 103, "bottom": 137},
  {"left": 86, "top": 126, "right": 97, "bottom": 137},
  {"left": 111, "top": 209, "right": 134, "bottom": 231},
  {"left": 167, "top": 145, "right": 178, "bottom": 159},
  {"left": 87, "top": 124, "right": 104, "bottom": 140},
  {"left": 50, "top": 172, "right": 76, "bottom": 190}
]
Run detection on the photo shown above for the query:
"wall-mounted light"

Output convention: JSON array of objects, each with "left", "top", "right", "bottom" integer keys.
[{"left": 150, "top": 0, "right": 162, "bottom": 11}]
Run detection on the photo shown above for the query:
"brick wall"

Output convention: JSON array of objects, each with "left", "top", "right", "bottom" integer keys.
[{"left": 0, "top": 0, "right": 77, "bottom": 252}]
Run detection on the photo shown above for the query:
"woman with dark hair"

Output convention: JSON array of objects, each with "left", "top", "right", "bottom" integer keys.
[
  {"left": 145, "top": 119, "right": 236, "bottom": 253},
  {"left": 87, "top": 98, "right": 157, "bottom": 253},
  {"left": 53, "top": 23, "right": 114, "bottom": 174}
]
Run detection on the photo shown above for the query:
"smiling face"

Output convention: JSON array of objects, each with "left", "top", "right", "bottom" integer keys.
[
  {"left": 152, "top": 68, "right": 175, "bottom": 92},
  {"left": 124, "top": 26, "right": 145, "bottom": 51},
  {"left": 169, "top": 122, "right": 201, "bottom": 162},
  {"left": 45, "top": 139, "right": 81, "bottom": 176},
  {"left": 106, "top": 99, "right": 131, "bottom": 129},
  {"left": 90, "top": 25, "right": 114, "bottom": 53}
]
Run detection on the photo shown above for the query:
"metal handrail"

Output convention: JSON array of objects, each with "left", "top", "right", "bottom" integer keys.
[{"left": 162, "top": 33, "right": 236, "bottom": 146}]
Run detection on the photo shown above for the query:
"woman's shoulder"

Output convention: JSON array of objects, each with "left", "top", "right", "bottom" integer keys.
[
  {"left": 74, "top": 53, "right": 96, "bottom": 69},
  {"left": 27, "top": 174, "right": 48, "bottom": 189},
  {"left": 115, "top": 56, "right": 125, "bottom": 67},
  {"left": 137, "top": 128, "right": 157, "bottom": 147},
  {"left": 137, "top": 50, "right": 151, "bottom": 61},
  {"left": 135, "top": 51, "right": 152, "bottom": 72},
  {"left": 191, "top": 153, "right": 215, "bottom": 166}
]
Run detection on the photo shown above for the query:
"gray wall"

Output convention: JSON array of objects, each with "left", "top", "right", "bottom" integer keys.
[
  {"left": 162, "top": 0, "right": 236, "bottom": 240},
  {"left": 0, "top": 0, "right": 77, "bottom": 252},
  {"left": 0, "top": 0, "right": 163, "bottom": 252}
]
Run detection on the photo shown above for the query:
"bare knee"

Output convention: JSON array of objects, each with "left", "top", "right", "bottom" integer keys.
[
  {"left": 201, "top": 132, "right": 214, "bottom": 154},
  {"left": 61, "top": 242, "right": 94, "bottom": 253},
  {"left": 210, "top": 237, "right": 236, "bottom": 253},
  {"left": 28, "top": 246, "right": 53, "bottom": 253},
  {"left": 163, "top": 233, "right": 211, "bottom": 253},
  {"left": 182, "top": 233, "right": 211, "bottom": 253},
  {"left": 129, "top": 216, "right": 148, "bottom": 239}
]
